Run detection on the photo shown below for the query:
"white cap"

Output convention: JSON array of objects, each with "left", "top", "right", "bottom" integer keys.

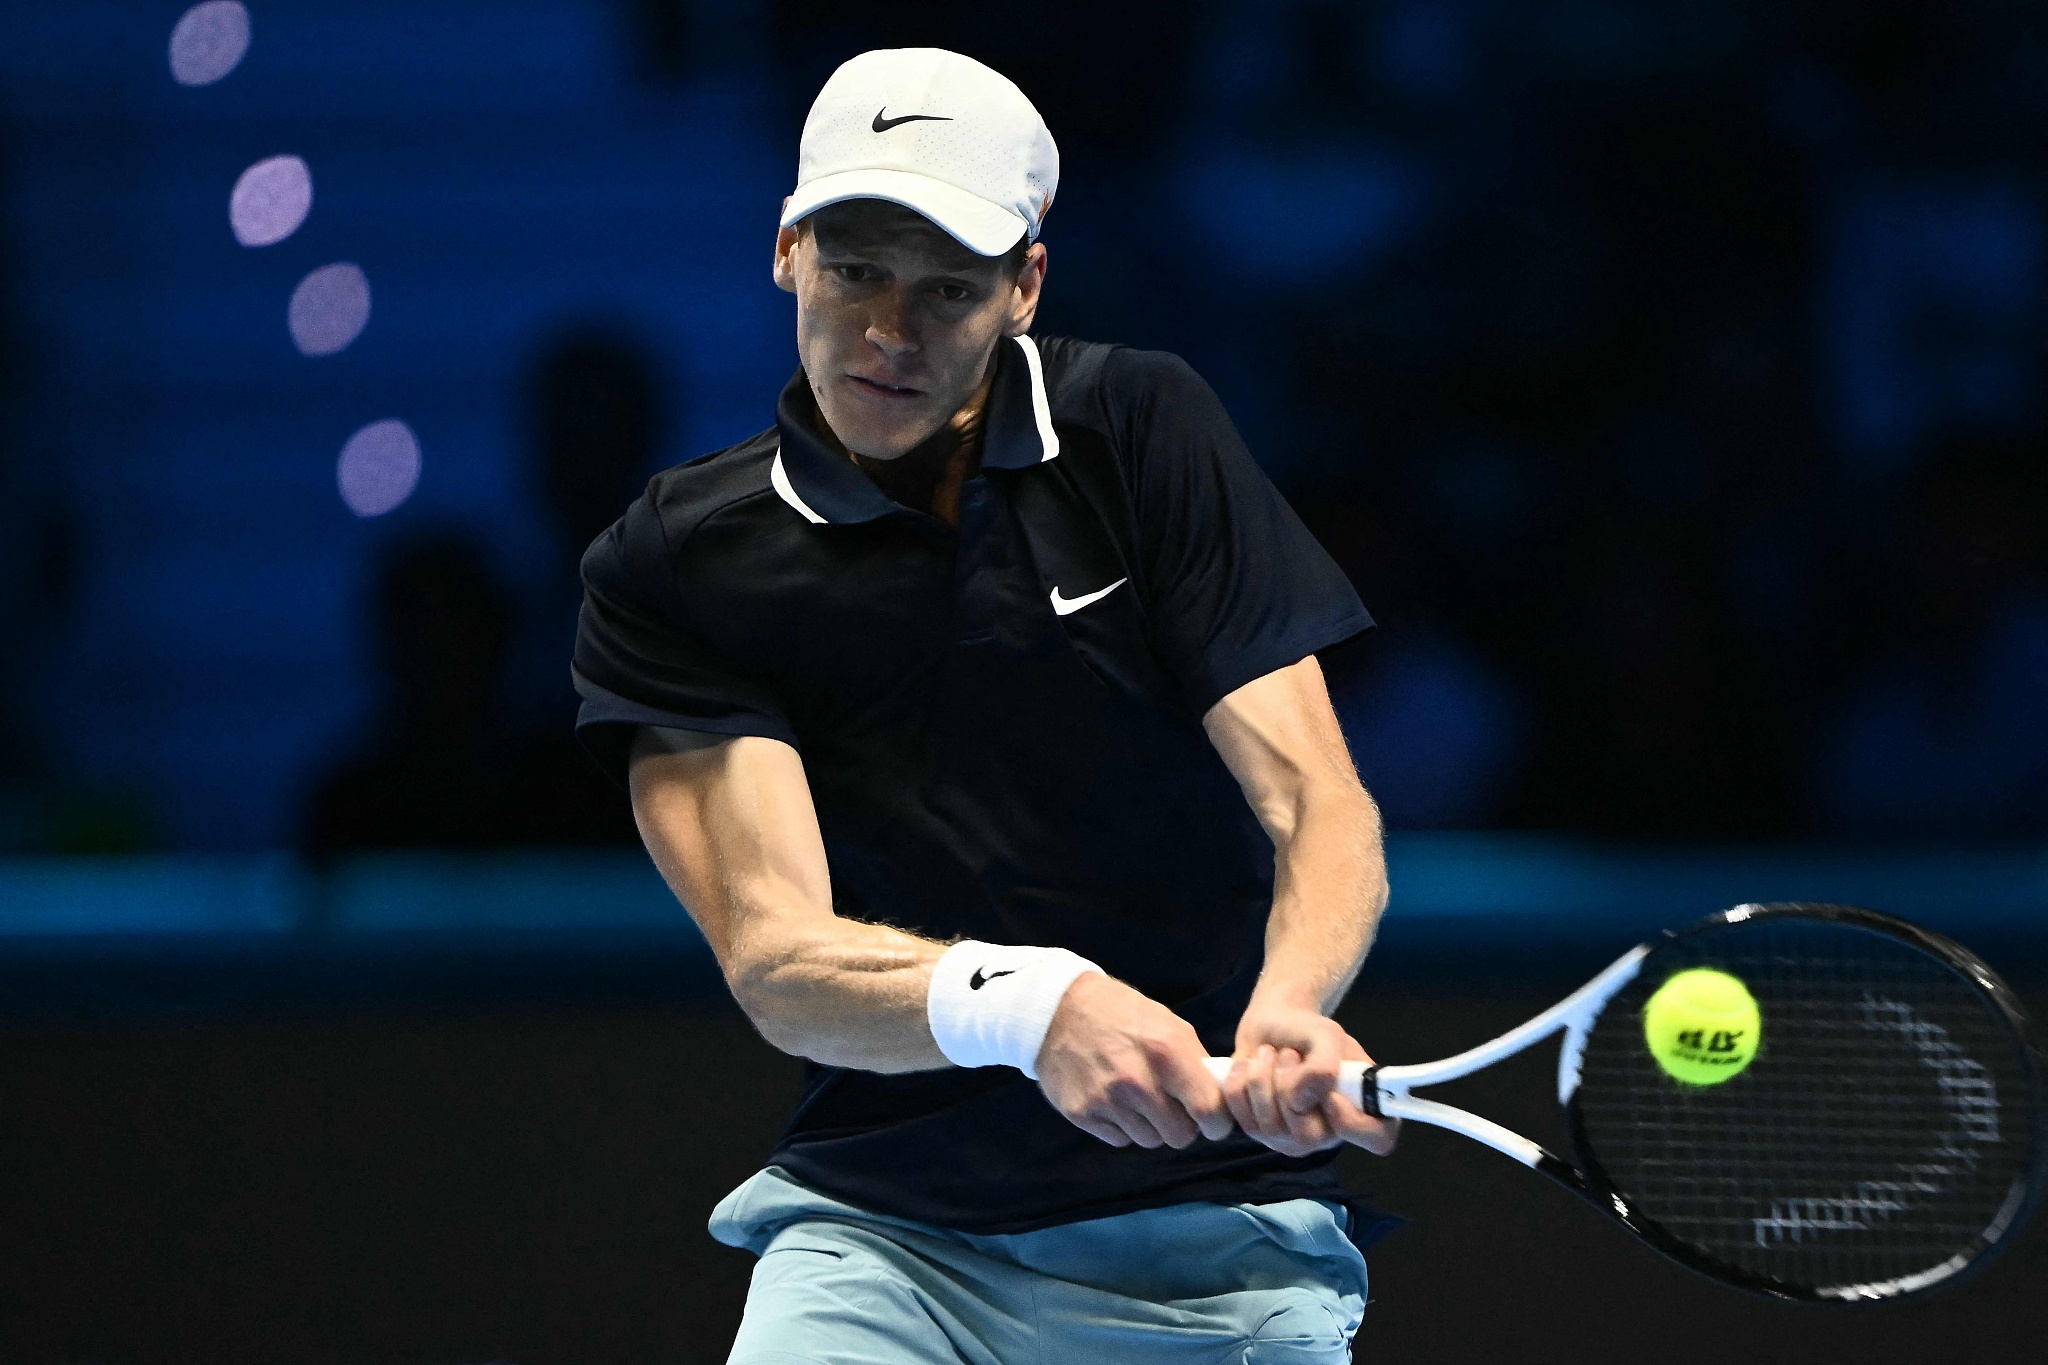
[{"left": 781, "top": 48, "right": 1059, "bottom": 257}]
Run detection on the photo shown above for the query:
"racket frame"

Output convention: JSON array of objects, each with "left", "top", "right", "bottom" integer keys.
[
  {"left": 1355, "top": 940, "right": 1651, "bottom": 1169},
  {"left": 1296, "top": 903, "right": 2043, "bottom": 1302}
]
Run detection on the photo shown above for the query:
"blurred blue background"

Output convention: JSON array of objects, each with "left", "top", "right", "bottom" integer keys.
[
  {"left": 0, "top": 0, "right": 2043, "bottom": 986},
  {"left": 6, "top": 0, "right": 2048, "bottom": 864},
  {"left": 2, "top": 6, "right": 2047, "bottom": 1361}
]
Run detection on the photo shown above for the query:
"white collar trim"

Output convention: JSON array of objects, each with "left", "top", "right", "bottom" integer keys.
[
  {"left": 1014, "top": 335, "right": 1060, "bottom": 462},
  {"left": 770, "top": 447, "right": 828, "bottom": 524}
]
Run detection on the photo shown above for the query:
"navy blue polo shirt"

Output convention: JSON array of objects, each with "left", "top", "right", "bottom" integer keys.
[{"left": 574, "top": 334, "right": 1384, "bottom": 1237}]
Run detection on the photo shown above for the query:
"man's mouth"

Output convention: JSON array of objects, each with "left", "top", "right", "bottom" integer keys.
[{"left": 847, "top": 374, "right": 923, "bottom": 399}]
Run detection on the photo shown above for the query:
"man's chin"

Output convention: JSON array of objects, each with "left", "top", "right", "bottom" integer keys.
[{"left": 818, "top": 408, "right": 940, "bottom": 462}]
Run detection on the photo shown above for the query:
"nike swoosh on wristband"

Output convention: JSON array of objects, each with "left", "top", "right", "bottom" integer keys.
[
  {"left": 873, "top": 109, "right": 953, "bottom": 132},
  {"left": 1049, "top": 578, "right": 1128, "bottom": 616},
  {"left": 968, "top": 967, "right": 1017, "bottom": 990}
]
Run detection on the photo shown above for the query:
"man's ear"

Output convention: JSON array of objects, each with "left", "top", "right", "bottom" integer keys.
[
  {"left": 773, "top": 201, "right": 800, "bottom": 295},
  {"left": 1004, "top": 241, "right": 1048, "bottom": 338}
]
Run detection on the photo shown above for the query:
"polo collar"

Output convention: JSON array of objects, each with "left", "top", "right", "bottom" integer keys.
[
  {"left": 770, "top": 335, "right": 1060, "bottom": 525},
  {"left": 981, "top": 333, "right": 1063, "bottom": 471}
]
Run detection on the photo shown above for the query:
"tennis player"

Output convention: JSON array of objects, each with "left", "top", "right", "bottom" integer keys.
[{"left": 574, "top": 47, "right": 1399, "bottom": 1363}]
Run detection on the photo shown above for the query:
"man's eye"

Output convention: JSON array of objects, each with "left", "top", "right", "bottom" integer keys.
[
  {"left": 937, "top": 285, "right": 970, "bottom": 302},
  {"left": 835, "top": 265, "right": 873, "bottom": 283}
]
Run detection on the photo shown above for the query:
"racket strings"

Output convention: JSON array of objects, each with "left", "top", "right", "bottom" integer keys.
[{"left": 1571, "top": 917, "right": 2037, "bottom": 1298}]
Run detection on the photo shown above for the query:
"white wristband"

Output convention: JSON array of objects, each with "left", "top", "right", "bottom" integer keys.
[{"left": 926, "top": 940, "right": 1101, "bottom": 1080}]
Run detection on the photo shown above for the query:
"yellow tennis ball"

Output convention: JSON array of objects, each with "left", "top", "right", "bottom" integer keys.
[{"left": 1642, "top": 968, "right": 1760, "bottom": 1085}]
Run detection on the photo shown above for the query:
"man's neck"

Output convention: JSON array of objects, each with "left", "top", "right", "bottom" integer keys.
[{"left": 812, "top": 358, "right": 996, "bottom": 528}]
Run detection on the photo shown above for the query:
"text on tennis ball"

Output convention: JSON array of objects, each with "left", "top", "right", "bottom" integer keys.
[{"left": 1641, "top": 968, "right": 1761, "bottom": 1086}]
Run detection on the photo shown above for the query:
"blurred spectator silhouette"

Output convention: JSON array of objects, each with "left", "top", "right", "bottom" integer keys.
[
  {"left": 302, "top": 535, "right": 524, "bottom": 854},
  {"left": 529, "top": 328, "right": 664, "bottom": 583},
  {"left": 1301, "top": 482, "right": 1533, "bottom": 829},
  {"left": 303, "top": 330, "right": 662, "bottom": 855},
  {"left": 2, "top": 503, "right": 160, "bottom": 852},
  {"left": 0, "top": 148, "right": 152, "bottom": 852},
  {"left": 496, "top": 328, "right": 664, "bottom": 846},
  {"left": 1329, "top": 625, "right": 1531, "bottom": 830},
  {"left": 0, "top": 189, "right": 38, "bottom": 850},
  {"left": 1813, "top": 436, "right": 2048, "bottom": 835},
  {"left": 0, "top": 485, "right": 97, "bottom": 851}
]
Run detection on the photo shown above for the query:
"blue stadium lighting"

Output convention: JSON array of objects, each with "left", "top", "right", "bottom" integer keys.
[
  {"left": 167, "top": 1, "right": 251, "bottom": 88},
  {"left": 228, "top": 154, "right": 312, "bottom": 247},
  {"left": 288, "top": 262, "right": 372, "bottom": 357},
  {"left": 336, "top": 419, "right": 421, "bottom": 518}
]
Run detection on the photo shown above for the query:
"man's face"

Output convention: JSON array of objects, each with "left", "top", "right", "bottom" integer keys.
[{"left": 774, "top": 200, "right": 1045, "bottom": 460}]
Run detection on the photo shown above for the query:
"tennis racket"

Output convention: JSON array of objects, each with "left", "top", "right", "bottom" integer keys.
[{"left": 1206, "top": 902, "right": 2043, "bottom": 1302}]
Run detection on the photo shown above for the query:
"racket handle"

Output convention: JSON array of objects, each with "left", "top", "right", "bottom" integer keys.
[{"left": 1202, "top": 1057, "right": 1373, "bottom": 1111}]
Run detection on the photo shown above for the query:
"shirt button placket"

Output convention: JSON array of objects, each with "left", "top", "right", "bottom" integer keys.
[{"left": 953, "top": 480, "right": 1001, "bottom": 645}]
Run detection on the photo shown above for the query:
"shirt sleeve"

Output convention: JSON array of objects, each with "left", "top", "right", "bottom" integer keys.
[
  {"left": 572, "top": 490, "right": 797, "bottom": 787},
  {"left": 1107, "top": 347, "right": 1374, "bottom": 715}
]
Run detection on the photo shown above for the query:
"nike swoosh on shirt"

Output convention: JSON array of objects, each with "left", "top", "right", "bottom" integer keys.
[
  {"left": 1049, "top": 578, "right": 1128, "bottom": 616},
  {"left": 872, "top": 109, "right": 953, "bottom": 132}
]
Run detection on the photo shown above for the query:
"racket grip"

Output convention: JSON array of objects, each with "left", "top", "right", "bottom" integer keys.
[{"left": 1202, "top": 1057, "right": 1373, "bottom": 1111}]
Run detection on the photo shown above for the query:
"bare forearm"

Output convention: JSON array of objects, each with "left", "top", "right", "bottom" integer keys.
[
  {"left": 1200, "top": 658, "right": 1400, "bottom": 1157},
  {"left": 1251, "top": 782, "right": 1387, "bottom": 1015},
  {"left": 725, "top": 915, "right": 950, "bottom": 1071},
  {"left": 629, "top": 729, "right": 950, "bottom": 1072},
  {"left": 1201, "top": 658, "right": 1388, "bottom": 1018},
  {"left": 1228, "top": 779, "right": 1393, "bottom": 1158}
]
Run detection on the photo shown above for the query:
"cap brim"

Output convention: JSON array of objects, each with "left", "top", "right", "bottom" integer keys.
[{"left": 781, "top": 168, "right": 1028, "bottom": 256}]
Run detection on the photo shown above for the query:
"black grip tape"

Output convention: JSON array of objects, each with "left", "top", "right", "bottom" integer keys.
[{"left": 1359, "top": 1063, "right": 1383, "bottom": 1119}]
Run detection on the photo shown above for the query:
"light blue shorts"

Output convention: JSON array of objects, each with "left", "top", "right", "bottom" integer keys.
[{"left": 708, "top": 1167, "right": 1370, "bottom": 1364}]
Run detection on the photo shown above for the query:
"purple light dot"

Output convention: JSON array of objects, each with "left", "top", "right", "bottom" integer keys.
[
  {"left": 289, "top": 263, "right": 372, "bottom": 356},
  {"left": 337, "top": 420, "right": 421, "bottom": 518},
  {"left": 169, "top": 2, "right": 251, "bottom": 87},
  {"left": 229, "top": 155, "right": 312, "bottom": 248}
]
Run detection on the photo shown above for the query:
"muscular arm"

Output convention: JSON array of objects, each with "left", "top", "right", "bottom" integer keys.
[
  {"left": 629, "top": 725, "right": 1232, "bottom": 1148},
  {"left": 1203, "top": 656, "right": 1399, "bottom": 1157},
  {"left": 628, "top": 726, "right": 948, "bottom": 1072}
]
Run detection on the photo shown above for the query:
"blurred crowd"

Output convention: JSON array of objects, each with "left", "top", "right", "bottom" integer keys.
[
  {"left": 298, "top": 333, "right": 653, "bottom": 855},
  {"left": 3, "top": 0, "right": 2046, "bottom": 852}
]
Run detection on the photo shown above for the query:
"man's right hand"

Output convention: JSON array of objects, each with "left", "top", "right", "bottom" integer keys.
[{"left": 1033, "top": 972, "right": 1235, "bottom": 1150}]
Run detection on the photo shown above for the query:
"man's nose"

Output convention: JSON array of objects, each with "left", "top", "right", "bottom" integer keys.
[{"left": 865, "top": 287, "right": 919, "bottom": 358}]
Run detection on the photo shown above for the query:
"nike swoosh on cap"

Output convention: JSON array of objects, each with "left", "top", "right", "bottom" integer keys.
[
  {"left": 1049, "top": 578, "right": 1128, "bottom": 616},
  {"left": 872, "top": 108, "right": 953, "bottom": 132}
]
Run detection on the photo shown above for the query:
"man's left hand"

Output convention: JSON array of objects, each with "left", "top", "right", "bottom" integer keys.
[{"left": 1223, "top": 1005, "right": 1399, "bottom": 1158}]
